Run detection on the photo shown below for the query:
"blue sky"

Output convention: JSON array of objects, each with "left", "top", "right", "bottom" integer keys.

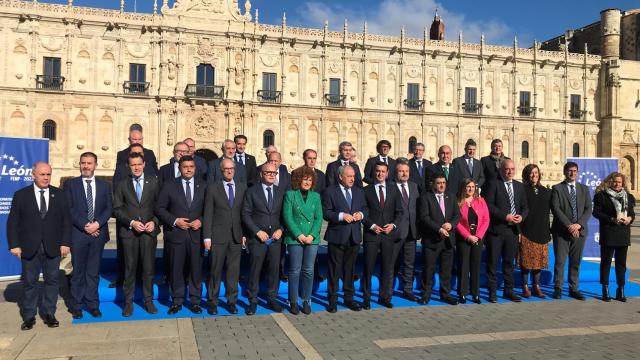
[{"left": 39, "top": 0, "right": 638, "bottom": 45}]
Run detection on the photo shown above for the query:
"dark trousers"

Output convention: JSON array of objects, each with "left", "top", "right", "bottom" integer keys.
[
  {"left": 421, "top": 241, "right": 454, "bottom": 298},
  {"left": 247, "top": 240, "right": 281, "bottom": 303},
  {"left": 122, "top": 233, "right": 157, "bottom": 303},
  {"left": 207, "top": 241, "right": 241, "bottom": 305},
  {"left": 362, "top": 239, "right": 402, "bottom": 301},
  {"left": 600, "top": 245, "right": 628, "bottom": 286},
  {"left": 114, "top": 223, "right": 124, "bottom": 284},
  {"left": 486, "top": 233, "right": 518, "bottom": 291},
  {"left": 399, "top": 239, "right": 417, "bottom": 293},
  {"left": 456, "top": 236, "right": 483, "bottom": 297},
  {"left": 553, "top": 234, "right": 585, "bottom": 291},
  {"left": 21, "top": 246, "right": 60, "bottom": 320},
  {"left": 327, "top": 242, "right": 360, "bottom": 303},
  {"left": 70, "top": 236, "right": 105, "bottom": 311},
  {"left": 168, "top": 240, "right": 202, "bottom": 306}
]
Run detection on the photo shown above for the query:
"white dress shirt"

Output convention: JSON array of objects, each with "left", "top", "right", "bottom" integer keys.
[{"left": 33, "top": 184, "right": 49, "bottom": 211}]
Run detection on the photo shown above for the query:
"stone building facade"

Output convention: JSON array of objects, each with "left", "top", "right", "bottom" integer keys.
[{"left": 0, "top": 1, "right": 636, "bottom": 193}]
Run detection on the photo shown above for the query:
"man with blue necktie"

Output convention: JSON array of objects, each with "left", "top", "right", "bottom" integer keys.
[
  {"left": 409, "top": 143, "right": 431, "bottom": 194},
  {"left": 65, "top": 152, "right": 112, "bottom": 319}
]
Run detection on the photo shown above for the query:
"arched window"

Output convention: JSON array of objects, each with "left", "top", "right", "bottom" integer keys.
[
  {"left": 521, "top": 140, "right": 529, "bottom": 158},
  {"left": 408, "top": 136, "right": 417, "bottom": 154},
  {"left": 263, "top": 130, "right": 274, "bottom": 148},
  {"left": 572, "top": 143, "right": 580, "bottom": 157},
  {"left": 42, "top": 119, "right": 57, "bottom": 140}
]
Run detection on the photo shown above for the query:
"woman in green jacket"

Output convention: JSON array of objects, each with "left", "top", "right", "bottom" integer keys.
[{"left": 283, "top": 166, "right": 323, "bottom": 315}]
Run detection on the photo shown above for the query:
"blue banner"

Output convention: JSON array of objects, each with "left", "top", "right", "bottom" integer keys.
[
  {"left": 567, "top": 157, "right": 619, "bottom": 259},
  {"left": 0, "top": 137, "right": 49, "bottom": 278}
]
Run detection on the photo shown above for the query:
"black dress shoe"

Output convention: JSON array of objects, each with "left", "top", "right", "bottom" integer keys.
[
  {"left": 344, "top": 300, "right": 362, "bottom": 312},
  {"left": 89, "top": 309, "right": 102, "bottom": 318},
  {"left": 71, "top": 310, "right": 83, "bottom": 319},
  {"left": 472, "top": 296, "right": 482, "bottom": 304},
  {"left": 21, "top": 318, "right": 35, "bottom": 331},
  {"left": 207, "top": 305, "right": 218, "bottom": 315},
  {"left": 488, "top": 291, "right": 498, "bottom": 303},
  {"left": 458, "top": 296, "right": 467, "bottom": 304},
  {"left": 42, "top": 314, "right": 59, "bottom": 328},
  {"left": 552, "top": 288, "right": 562, "bottom": 299},
  {"left": 301, "top": 301, "right": 311, "bottom": 315},
  {"left": 442, "top": 295, "right": 458, "bottom": 306},
  {"left": 327, "top": 303, "right": 337, "bottom": 313},
  {"left": 568, "top": 290, "right": 585, "bottom": 301},
  {"left": 616, "top": 287, "right": 627, "bottom": 302},
  {"left": 267, "top": 299, "right": 283, "bottom": 313},
  {"left": 289, "top": 303, "right": 300, "bottom": 315},
  {"left": 362, "top": 299, "right": 371, "bottom": 310},
  {"left": 167, "top": 304, "right": 182, "bottom": 315},
  {"left": 504, "top": 291, "right": 522, "bottom": 303},
  {"left": 602, "top": 285, "right": 611, "bottom": 302},
  {"left": 144, "top": 301, "right": 158, "bottom": 314},
  {"left": 417, "top": 297, "right": 429, "bottom": 305},
  {"left": 379, "top": 299, "right": 394, "bottom": 309},
  {"left": 227, "top": 303, "right": 238, "bottom": 314},
  {"left": 246, "top": 302, "right": 257, "bottom": 316},
  {"left": 190, "top": 304, "right": 202, "bottom": 314},
  {"left": 353, "top": 274, "right": 360, "bottom": 281},
  {"left": 403, "top": 292, "right": 417, "bottom": 302},
  {"left": 122, "top": 303, "right": 133, "bottom": 317}
]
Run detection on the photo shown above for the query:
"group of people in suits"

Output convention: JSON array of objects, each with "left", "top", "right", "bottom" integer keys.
[{"left": 7, "top": 126, "right": 636, "bottom": 330}]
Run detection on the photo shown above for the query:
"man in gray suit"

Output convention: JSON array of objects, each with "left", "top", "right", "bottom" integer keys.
[
  {"left": 203, "top": 158, "right": 247, "bottom": 315},
  {"left": 208, "top": 139, "right": 247, "bottom": 184},
  {"left": 394, "top": 160, "right": 421, "bottom": 301},
  {"left": 451, "top": 139, "right": 485, "bottom": 193},
  {"left": 550, "top": 161, "right": 592, "bottom": 300},
  {"left": 113, "top": 152, "right": 161, "bottom": 317}
]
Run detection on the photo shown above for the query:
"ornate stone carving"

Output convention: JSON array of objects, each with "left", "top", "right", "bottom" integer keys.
[
  {"left": 464, "top": 71, "right": 477, "bottom": 81},
  {"left": 40, "top": 37, "right": 64, "bottom": 52},
  {"left": 328, "top": 62, "right": 341, "bottom": 74},
  {"left": 197, "top": 37, "right": 218, "bottom": 59},
  {"left": 166, "top": 122, "right": 175, "bottom": 146},
  {"left": 518, "top": 74, "right": 531, "bottom": 85},
  {"left": 190, "top": 108, "right": 216, "bottom": 138},
  {"left": 126, "top": 43, "right": 150, "bottom": 58},
  {"left": 406, "top": 66, "right": 421, "bottom": 79},
  {"left": 260, "top": 54, "right": 279, "bottom": 67}
]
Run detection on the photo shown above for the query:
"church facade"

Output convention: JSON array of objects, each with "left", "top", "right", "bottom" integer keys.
[{"left": 0, "top": 1, "right": 637, "bottom": 193}]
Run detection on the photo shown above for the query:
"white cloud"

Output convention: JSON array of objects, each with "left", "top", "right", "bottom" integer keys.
[{"left": 293, "top": 0, "right": 516, "bottom": 45}]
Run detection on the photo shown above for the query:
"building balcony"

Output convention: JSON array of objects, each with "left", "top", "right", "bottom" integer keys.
[
  {"left": 258, "top": 90, "right": 282, "bottom": 103},
  {"left": 123, "top": 81, "right": 149, "bottom": 95},
  {"left": 404, "top": 99, "right": 425, "bottom": 111},
  {"left": 462, "top": 103, "right": 482, "bottom": 114},
  {"left": 36, "top": 75, "right": 65, "bottom": 91},
  {"left": 324, "top": 94, "right": 346, "bottom": 107},
  {"left": 517, "top": 106, "right": 536, "bottom": 117},
  {"left": 570, "top": 109, "right": 585, "bottom": 120},
  {"left": 185, "top": 84, "right": 225, "bottom": 100}
]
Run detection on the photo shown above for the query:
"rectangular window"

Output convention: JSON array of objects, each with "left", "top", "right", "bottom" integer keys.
[
  {"left": 128, "top": 63, "right": 147, "bottom": 94},
  {"left": 329, "top": 78, "right": 341, "bottom": 95},
  {"left": 464, "top": 87, "right": 478, "bottom": 113},
  {"left": 407, "top": 83, "right": 420, "bottom": 101},
  {"left": 570, "top": 94, "right": 581, "bottom": 119},
  {"left": 196, "top": 64, "right": 214, "bottom": 86},
  {"left": 519, "top": 91, "right": 532, "bottom": 116},
  {"left": 262, "top": 72, "right": 277, "bottom": 91},
  {"left": 43, "top": 57, "right": 61, "bottom": 77}
]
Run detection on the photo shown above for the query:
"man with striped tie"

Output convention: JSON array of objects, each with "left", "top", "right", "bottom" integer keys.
[
  {"left": 64, "top": 152, "right": 112, "bottom": 319},
  {"left": 550, "top": 162, "right": 592, "bottom": 300},
  {"left": 408, "top": 143, "right": 431, "bottom": 194},
  {"left": 483, "top": 159, "right": 529, "bottom": 303}
]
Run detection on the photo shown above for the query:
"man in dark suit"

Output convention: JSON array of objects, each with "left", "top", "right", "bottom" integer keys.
[
  {"left": 408, "top": 143, "right": 431, "bottom": 193},
  {"left": 208, "top": 139, "right": 247, "bottom": 184},
  {"left": 114, "top": 126, "right": 158, "bottom": 180},
  {"left": 322, "top": 165, "right": 368, "bottom": 313},
  {"left": 325, "top": 141, "right": 363, "bottom": 188},
  {"left": 156, "top": 156, "right": 207, "bottom": 315},
  {"left": 303, "top": 149, "right": 326, "bottom": 192},
  {"left": 113, "top": 152, "right": 161, "bottom": 317},
  {"left": 483, "top": 159, "right": 528, "bottom": 303},
  {"left": 242, "top": 163, "right": 286, "bottom": 315},
  {"left": 418, "top": 174, "right": 460, "bottom": 305},
  {"left": 425, "top": 145, "right": 460, "bottom": 194},
  {"left": 394, "top": 160, "right": 421, "bottom": 301},
  {"left": 362, "top": 162, "right": 404, "bottom": 309},
  {"left": 363, "top": 140, "right": 397, "bottom": 185},
  {"left": 159, "top": 142, "right": 207, "bottom": 185},
  {"left": 65, "top": 152, "right": 112, "bottom": 320},
  {"left": 451, "top": 139, "right": 485, "bottom": 192},
  {"left": 550, "top": 161, "right": 593, "bottom": 300},
  {"left": 480, "top": 139, "right": 509, "bottom": 193},
  {"left": 7, "top": 162, "right": 71, "bottom": 330},
  {"left": 234, "top": 134, "right": 258, "bottom": 187},
  {"left": 183, "top": 137, "right": 209, "bottom": 180},
  {"left": 203, "top": 158, "right": 247, "bottom": 315}
]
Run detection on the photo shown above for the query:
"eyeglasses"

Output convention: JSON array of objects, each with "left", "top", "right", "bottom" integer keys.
[
  {"left": 263, "top": 171, "right": 278, "bottom": 176},
  {"left": 222, "top": 167, "right": 235, "bottom": 171}
]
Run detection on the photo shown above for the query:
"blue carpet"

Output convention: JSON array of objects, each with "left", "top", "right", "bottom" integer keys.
[{"left": 73, "top": 245, "right": 640, "bottom": 324}]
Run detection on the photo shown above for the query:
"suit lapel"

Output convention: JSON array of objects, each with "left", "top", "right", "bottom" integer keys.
[
  {"left": 296, "top": 191, "right": 314, "bottom": 222},
  {"left": 431, "top": 193, "right": 445, "bottom": 222}
]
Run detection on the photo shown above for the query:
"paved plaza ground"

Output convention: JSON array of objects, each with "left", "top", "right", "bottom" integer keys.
[{"left": 1, "top": 226, "right": 640, "bottom": 360}]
